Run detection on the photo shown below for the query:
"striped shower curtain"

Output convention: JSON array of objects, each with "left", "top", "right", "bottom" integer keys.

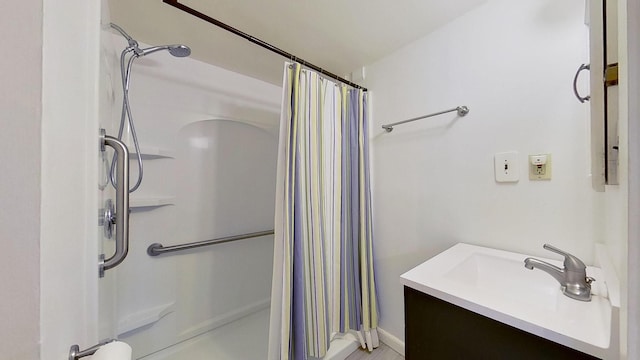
[{"left": 268, "top": 63, "right": 379, "bottom": 360}]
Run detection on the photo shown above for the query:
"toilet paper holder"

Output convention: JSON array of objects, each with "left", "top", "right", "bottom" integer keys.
[{"left": 69, "top": 339, "right": 115, "bottom": 360}]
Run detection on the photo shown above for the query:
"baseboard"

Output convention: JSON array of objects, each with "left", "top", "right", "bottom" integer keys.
[{"left": 377, "top": 327, "right": 405, "bottom": 356}]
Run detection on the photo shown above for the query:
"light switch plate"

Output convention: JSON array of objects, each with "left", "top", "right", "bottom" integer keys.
[{"left": 494, "top": 151, "right": 519, "bottom": 183}]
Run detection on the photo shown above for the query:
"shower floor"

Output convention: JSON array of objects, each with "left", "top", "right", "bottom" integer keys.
[
  {"left": 140, "top": 309, "right": 270, "bottom": 360},
  {"left": 139, "top": 308, "right": 359, "bottom": 360}
]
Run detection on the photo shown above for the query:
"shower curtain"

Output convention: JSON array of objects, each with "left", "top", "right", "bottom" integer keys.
[{"left": 268, "top": 63, "right": 379, "bottom": 360}]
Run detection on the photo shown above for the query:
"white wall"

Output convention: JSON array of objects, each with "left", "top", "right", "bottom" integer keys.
[
  {"left": 0, "top": 0, "right": 42, "bottom": 358},
  {"left": 365, "top": 0, "right": 596, "bottom": 341},
  {"left": 0, "top": 0, "right": 102, "bottom": 358}
]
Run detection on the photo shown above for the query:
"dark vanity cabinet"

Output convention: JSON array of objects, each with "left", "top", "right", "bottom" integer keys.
[{"left": 404, "top": 286, "right": 600, "bottom": 359}]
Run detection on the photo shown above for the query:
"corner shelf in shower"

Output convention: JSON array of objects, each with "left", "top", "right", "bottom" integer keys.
[
  {"left": 130, "top": 195, "right": 175, "bottom": 208},
  {"left": 129, "top": 146, "right": 175, "bottom": 159}
]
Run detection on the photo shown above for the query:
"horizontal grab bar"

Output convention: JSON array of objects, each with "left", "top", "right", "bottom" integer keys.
[
  {"left": 381, "top": 105, "right": 469, "bottom": 132},
  {"left": 147, "top": 229, "right": 275, "bottom": 256}
]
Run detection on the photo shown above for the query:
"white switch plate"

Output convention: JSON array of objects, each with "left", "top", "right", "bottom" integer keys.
[{"left": 494, "top": 151, "right": 519, "bottom": 183}]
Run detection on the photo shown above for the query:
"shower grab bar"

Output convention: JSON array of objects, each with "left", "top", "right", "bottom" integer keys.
[
  {"left": 381, "top": 105, "right": 470, "bottom": 132},
  {"left": 147, "top": 229, "right": 275, "bottom": 256},
  {"left": 99, "top": 129, "right": 130, "bottom": 277}
]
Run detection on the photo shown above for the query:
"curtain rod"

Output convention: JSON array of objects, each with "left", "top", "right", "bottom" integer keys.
[{"left": 162, "top": 0, "right": 368, "bottom": 91}]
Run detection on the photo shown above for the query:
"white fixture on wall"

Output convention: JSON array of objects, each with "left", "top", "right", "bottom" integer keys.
[
  {"left": 529, "top": 154, "right": 552, "bottom": 180},
  {"left": 494, "top": 151, "right": 519, "bottom": 183},
  {"left": 350, "top": 66, "right": 366, "bottom": 83}
]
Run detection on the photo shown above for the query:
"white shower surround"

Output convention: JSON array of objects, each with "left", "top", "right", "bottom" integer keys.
[{"left": 103, "top": 32, "right": 282, "bottom": 358}]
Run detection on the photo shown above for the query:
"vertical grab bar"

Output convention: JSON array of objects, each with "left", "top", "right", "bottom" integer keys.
[{"left": 99, "top": 129, "right": 130, "bottom": 277}]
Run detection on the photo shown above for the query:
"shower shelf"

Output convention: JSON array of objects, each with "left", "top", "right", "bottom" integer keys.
[
  {"left": 130, "top": 146, "right": 175, "bottom": 159},
  {"left": 130, "top": 195, "right": 175, "bottom": 208}
]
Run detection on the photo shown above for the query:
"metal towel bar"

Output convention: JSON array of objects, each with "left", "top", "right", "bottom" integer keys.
[
  {"left": 382, "top": 105, "right": 469, "bottom": 132},
  {"left": 147, "top": 229, "right": 275, "bottom": 256}
]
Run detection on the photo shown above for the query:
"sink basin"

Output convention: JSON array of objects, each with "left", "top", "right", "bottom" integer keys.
[{"left": 400, "top": 243, "right": 619, "bottom": 359}]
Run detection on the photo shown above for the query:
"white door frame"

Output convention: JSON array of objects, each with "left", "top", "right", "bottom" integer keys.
[{"left": 40, "top": 0, "right": 101, "bottom": 358}]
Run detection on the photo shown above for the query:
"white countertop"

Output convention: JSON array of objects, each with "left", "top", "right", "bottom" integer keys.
[{"left": 400, "top": 243, "right": 618, "bottom": 359}]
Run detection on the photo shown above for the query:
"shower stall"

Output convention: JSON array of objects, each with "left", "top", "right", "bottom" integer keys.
[{"left": 98, "top": 26, "right": 360, "bottom": 359}]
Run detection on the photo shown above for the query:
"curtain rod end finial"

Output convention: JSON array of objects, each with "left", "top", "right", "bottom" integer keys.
[{"left": 457, "top": 106, "right": 470, "bottom": 116}]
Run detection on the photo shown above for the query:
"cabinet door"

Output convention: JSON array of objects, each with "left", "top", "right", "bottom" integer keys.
[{"left": 403, "top": 287, "right": 599, "bottom": 360}]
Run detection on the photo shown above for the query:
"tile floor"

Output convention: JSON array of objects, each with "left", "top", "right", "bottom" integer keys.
[{"left": 345, "top": 343, "right": 404, "bottom": 360}]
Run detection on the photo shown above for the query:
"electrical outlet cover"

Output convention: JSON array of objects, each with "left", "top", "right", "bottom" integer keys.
[
  {"left": 529, "top": 154, "right": 552, "bottom": 180},
  {"left": 494, "top": 152, "right": 519, "bottom": 183}
]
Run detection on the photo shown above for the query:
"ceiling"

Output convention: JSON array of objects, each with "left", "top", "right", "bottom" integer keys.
[{"left": 108, "top": 0, "right": 487, "bottom": 86}]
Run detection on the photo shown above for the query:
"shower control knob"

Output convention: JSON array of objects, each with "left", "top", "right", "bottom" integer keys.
[{"left": 99, "top": 199, "right": 116, "bottom": 239}]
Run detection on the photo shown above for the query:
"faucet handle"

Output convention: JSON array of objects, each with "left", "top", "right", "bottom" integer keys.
[{"left": 542, "top": 244, "right": 586, "bottom": 271}]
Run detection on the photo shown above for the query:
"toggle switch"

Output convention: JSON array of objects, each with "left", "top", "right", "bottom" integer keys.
[{"left": 494, "top": 151, "right": 519, "bottom": 183}]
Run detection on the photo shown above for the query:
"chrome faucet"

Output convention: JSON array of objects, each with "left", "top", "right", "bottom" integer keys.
[{"left": 524, "top": 244, "right": 595, "bottom": 301}]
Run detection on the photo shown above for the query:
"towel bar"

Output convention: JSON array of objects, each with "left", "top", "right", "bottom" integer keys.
[{"left": 382, "top": 106, "right": 469, "bottom": 132}]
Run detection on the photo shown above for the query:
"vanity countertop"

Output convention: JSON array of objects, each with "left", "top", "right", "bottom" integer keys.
[{"left": 400, "top": 243, "right": 619, "bottom": 359}]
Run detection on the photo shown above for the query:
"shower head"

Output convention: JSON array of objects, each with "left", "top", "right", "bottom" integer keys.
[
  {"left": 168, "top": 45, "right": 191, "bottom": 57},
  {"left": 110, "top": 23, "right": 191, "bottom": 58},
  {"left": 136, "top": 44, "right": 191, "bottom": 58}
]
